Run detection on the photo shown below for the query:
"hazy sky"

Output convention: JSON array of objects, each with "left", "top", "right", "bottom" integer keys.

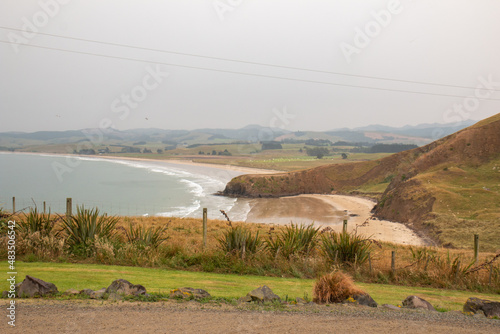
[{"left": 1, "top": 0, "right": 499, "bottom": 132}]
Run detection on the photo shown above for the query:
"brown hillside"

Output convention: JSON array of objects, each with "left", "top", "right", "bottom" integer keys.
[{"left": 223, "top": 113, "right": 500, "bottom": 250}]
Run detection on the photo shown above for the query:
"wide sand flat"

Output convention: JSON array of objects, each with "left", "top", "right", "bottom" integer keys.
[{"left": 246, "top": 194, "right": 426, "bottom": 246}]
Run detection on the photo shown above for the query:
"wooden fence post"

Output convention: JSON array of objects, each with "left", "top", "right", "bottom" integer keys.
[
  {"left": 391, "top": 251, "right": 396, "bottom": 276},
  {"left": 343, "top": 220, "right": 348, "bottom": 234},
  {"left": 12, "top": 197, "right": 15, "bottom": 214},
  {"left": 43, "top": 201, "right": 46, "bottom": 214},
  {"left": 473, "top": 234, "right": 479, "bottom": 262},
  {"left": 66, "top": 198, "right": 72, "bottom": 216},
  {"left": 203, "top": 208, "right": 207, "bottom": 249}
]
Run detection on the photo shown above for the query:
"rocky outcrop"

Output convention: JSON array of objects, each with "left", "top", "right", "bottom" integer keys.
[
  {"left": 402, "top": 296, "right": 435, "bottom": 311},
  {"left": 16, "top": 275, "right": 58, "bottom": 298},
  {"left": 463, "top": 297, "right": 500, "bottom": 318}
]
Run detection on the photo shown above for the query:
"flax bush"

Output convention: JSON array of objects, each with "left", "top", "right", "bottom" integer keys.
[
  {"left": 321, "top": 231, "right": 372, "bottom": 266},
  {"left": 216, "top": 225, "right": 261, "bottom": 255},
  {"left": 61, "top": 206, "right": 119, "bottom": 257},
  {"left": 265, "top": 223, "right": 320, "bottom": 259}
]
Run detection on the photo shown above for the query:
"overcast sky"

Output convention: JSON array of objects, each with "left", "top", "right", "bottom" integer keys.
[{"left": 1, "top": 0, "right": 499, "bottom": 133}]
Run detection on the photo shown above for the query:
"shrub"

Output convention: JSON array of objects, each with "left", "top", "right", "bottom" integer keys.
[
  {"left": 321, "top": 231, "right": 372, "bottom": 265},
  {"left": 61, "top": 206, "right": 118, "bottom": 256},
  {"left": 18, "top": 207, "right": 57, "bottom": 237},
  {"left": 125, "top": 223, "right": 169, "bottom": 250},
  {"left": 265, "top": 223, "right": 320, "bottom": 259},
  {"left": 216, "top": 226, "right": 261, "bottom": 255},
  {"left": 94, "top": 236, "right": 116, "bottom": 264},
  {"left": 18, "top": 231, "right": 65, "bottom": 259},
  {"left": 0, "top": 207, "right": 10, "bottom": 234},
  {"left": 313, "top": 271, "right": 364, "bottom": 304}
]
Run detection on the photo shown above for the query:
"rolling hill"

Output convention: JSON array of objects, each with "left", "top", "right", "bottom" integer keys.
[
  {"left": 0, "top": 121, "right": 475, "bottom": 150},
  {"left": 223, "top": 114, "right": 500, "bottom": 251}
]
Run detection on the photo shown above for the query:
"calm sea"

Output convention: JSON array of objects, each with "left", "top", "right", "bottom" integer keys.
[{"left": 0, "top": 153, "right": 249, "bottom": 220}]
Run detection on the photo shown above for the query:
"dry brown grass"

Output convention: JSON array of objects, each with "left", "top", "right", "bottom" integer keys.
[
  {"left": 5, "top": 213, "right": 498, "bottom": 291},
  {"left": 114, "top": 216, "right": 272, "bottom": 254},
  {"left": 313, "top": 271, "right": 364, "bottom": 304}
]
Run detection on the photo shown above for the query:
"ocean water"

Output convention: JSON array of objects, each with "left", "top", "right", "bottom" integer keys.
[{"left": 0, "top": 153, "right": 249, "bottom": 220}]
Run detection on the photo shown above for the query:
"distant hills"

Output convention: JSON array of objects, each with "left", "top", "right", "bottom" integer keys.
[
  {"left": 0, "top": 120, "right": 476, "bottom": 149},
  {"left": 223, "top": 114, "right": 500, "bottom": 251}
]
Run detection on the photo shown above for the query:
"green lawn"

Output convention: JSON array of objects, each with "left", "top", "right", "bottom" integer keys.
[{"left": 2, "top": 261, "right": 499, "bottom": 311}]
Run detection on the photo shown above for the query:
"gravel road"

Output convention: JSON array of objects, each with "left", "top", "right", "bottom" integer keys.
[{"left": 1, "top": 299, "right": 499, "bottom": 333}]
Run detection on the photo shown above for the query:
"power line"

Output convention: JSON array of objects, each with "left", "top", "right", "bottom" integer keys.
[
  {"left": 1, "top": 39, "right": 500, "bottom": 102},
  {"left": 1, "top": 25, "right": 498, "bottom": 92}
]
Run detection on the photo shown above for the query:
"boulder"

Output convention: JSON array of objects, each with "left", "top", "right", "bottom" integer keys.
[
  {"left": 17, "top": 275, "right": 58, "bottom": 298},
  {"left": 80, "top": 289, "right": 94, "bottom": 296},
  {"left": 402, "top": 296, "right": 435, "bottom": 311},
  {"left": 63, "top": 289, "right": 80, "bottom": 296},
  {"left": 382, "top": 304, "right": 401, "bottom": 311},
  {"left": 463, "top": 297, "right": 500, "bottom": 318},
  {"left": 247, "top": 285, "right": 281, "bottom": 303},
  {"left": 90, "top": 288, "right": 106, "bottom": 299},
  {"left": 105, "top": 279, "right": 147, "bottom": 296},
  {"left": 352, "top": 293, "right": 378, "bottom": 308},
  {"left": 170, "top": 287, "right": 211, "bottom": 299},
  {"left": 237, "top": 295, "right": 252, "bottom": 304}
]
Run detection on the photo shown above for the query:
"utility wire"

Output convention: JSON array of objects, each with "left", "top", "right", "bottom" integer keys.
[
  {"left": 1, "top": 39, "right": 500, "bottom": 101},
  {"left": 1, "top": 25, "right": 498, "bottom": 92}
]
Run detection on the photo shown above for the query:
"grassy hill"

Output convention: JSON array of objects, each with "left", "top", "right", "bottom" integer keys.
[{"left": 223, "top": 114, "right": 500, "bottom": 251}]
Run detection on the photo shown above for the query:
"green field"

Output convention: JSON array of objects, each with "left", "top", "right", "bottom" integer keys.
[{"left": 3, "top": 261, "right": 499, "bottom": 311}]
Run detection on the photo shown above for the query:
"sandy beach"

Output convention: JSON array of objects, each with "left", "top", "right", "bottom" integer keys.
[{"left": 245, "top": 194, "right": 426, "bottom": 246}]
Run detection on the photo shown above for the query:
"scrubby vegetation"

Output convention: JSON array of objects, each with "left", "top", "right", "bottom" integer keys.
[
  {"left": 0, "top": 209, "right": 498, "bottom": 294},
  {"left": 313, "top": 271, "right": 364, "bottom": 303}
]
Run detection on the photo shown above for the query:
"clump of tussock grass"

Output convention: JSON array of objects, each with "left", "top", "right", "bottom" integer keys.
[
  {"left": 18, "top": 231, "right": 65, "bottom": 260},
  {"left": 125, "top": 223, "right": 169, "bottom": 250},
  {"left": 265, "top": 223, "right": 320, "bottom": 259},
  {"left": 313, "top": 271, "right": 364, "bottom": 304}
]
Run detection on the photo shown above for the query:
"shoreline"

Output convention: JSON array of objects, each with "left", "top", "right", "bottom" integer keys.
[
  {"left": 1, "top": 151, "right": 280, "bottom": 175},
  {"left": 2, "top": 152, "right": 425, "bottom": 246}
]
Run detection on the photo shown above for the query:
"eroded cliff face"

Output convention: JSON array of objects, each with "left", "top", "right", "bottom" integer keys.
[{"left": 222, "top": 169, "right": 336, "bottom": 198}]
